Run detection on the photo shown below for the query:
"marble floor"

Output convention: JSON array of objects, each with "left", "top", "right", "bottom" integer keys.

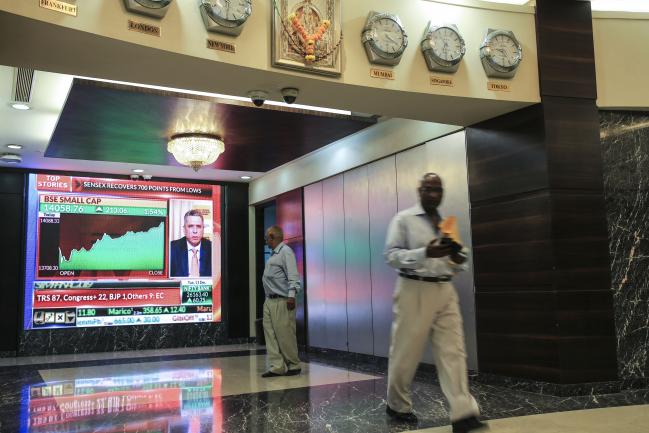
[
  {"left": 1, "top": 345, "right": 648, "bottom": 433},
  {"left": 410, "top": 405, "right": 649, "bottom": 433}
]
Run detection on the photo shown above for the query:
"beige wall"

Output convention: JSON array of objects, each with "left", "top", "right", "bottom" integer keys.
[
  {"left": 594, "top": 13, "right": 649, "bottom": 109},
  {"left": 0, "top": 0, "right": 539, "bottom": 125}
]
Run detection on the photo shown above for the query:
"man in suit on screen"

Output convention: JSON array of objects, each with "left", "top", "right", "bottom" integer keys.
[{"left": 170, "top": 209, "right": 212, "bottom": 277}]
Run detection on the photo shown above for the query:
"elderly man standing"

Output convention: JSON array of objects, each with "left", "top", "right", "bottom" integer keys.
[
  {"left": 261, "top": 225, "right": 302, "bottom": 378},
  {"left": 384, "top": 173, "right": 487, "bottom": 433}
]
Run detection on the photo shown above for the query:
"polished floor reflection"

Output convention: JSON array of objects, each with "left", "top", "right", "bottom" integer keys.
[{"left": 1, "top": 346, "right": 648, "bottom": 433}]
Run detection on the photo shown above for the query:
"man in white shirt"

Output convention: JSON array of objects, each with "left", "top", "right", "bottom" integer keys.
[
  {"left": 261, "top": 225, "right": 301, "bottom": 378},
  {"left": 384, "top": 173, "right": 487, "bottom": 433}
]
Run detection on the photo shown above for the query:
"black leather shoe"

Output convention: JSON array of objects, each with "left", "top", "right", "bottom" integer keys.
[
  {"left": 261, "top": 371, "right": 284, "bottom": 378},
  {"left": 452, "top": 416, "right": 488, "bottom": 433},
  {"left": 285, "top": 369, "right": 301, "bottom": 376},
  {"left": 385, "top": 405, "right": 418, "bottom": 423}
]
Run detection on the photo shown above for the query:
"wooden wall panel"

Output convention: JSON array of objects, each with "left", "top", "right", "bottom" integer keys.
[
  {"left": 467, "top": 0, "right": 617, "bottom": 383},
  {"left": 536, "top": 1, "right": 597, "bottom": 99},
  {"left": 466, "top": 105, "right": 547, "bottom": 202}
]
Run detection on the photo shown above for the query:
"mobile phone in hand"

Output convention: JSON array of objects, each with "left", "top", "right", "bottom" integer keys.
[{"left": 440, "top": 236, "right": 462, "bottom": 254}]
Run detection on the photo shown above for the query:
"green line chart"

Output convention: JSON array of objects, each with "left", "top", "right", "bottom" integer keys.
[{"left": 59, "top": 222, "right": 165, "bottom": 270}]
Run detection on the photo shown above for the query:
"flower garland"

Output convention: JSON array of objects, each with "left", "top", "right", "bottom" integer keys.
[
  {"left": 288, "top": 12, "right": 330, "bottom": 63},
  {"left": 271, "top": 0, "right": 343, "bottom": 66}
]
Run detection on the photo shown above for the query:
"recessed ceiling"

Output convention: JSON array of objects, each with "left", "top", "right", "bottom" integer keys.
[{"left": 45, "top": 79, "right": 376, "bottom": 172}]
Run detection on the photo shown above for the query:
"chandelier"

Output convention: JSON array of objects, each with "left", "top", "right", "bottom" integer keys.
[{"left": 167, "top": 133, "right": 224, "bottom": 171}]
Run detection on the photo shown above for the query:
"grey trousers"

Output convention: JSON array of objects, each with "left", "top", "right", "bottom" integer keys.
[
  {"left": 263, "top": 297, "right": 300, "bottom": 374},
  {"left": 387, "top": 277, "right": 479, "bottom": 421}
]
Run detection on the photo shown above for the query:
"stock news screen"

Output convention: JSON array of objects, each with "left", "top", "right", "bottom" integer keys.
[{"left": 23, "top": 174, "right": 222, "bottom": 329}]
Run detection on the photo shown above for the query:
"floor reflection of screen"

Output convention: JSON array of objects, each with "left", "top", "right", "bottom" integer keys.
[{"left": 22, "top": 368, "right": 223, "bottom": 433}]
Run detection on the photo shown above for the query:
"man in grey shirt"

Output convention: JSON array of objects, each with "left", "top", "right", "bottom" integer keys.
[
  {"left": 384, "top": 173, "right": 487, "bottom": 433},
  {"left": 261, "top": 225, "right": 301, "bottom": 377}
]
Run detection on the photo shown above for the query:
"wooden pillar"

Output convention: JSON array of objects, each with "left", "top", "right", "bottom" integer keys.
[{"left": 466, "top": 0, "right": 618, "bottom": 383}]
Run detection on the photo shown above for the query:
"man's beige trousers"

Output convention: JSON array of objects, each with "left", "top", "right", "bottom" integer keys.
[
  {"left": 263, "top": 297, "right": 300, "bottom": 374},
  {"left": 387, "top": 278, "right": 480, "bottom": 421}
]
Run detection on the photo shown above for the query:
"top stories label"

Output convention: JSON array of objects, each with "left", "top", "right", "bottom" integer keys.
[{"left": 37, "top": 175, "right": 71, "bottom": 192}]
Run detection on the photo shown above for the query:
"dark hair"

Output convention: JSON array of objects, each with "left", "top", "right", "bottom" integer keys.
[{"left": 183, "top": 209, "right": 204, "bottom": 224}]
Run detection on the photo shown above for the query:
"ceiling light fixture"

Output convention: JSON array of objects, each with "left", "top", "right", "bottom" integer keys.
[
  {"left": 240, "top": 175, "right": 252, "bottom": 180},
  {"left": 167, "top": 133, "right": 225, "bottom": 172},
  {"left": 10, "top": 102, "right": 30, "bottom": 110},
  {"left": 0, "top": 153, "right": 22, "bottom": 163},
  {"left": 6, "top": 144, "right": 23, "bottom": 150},
  {"left": 590, "top": 0, "right": 649, "bottom": 12},
  {"left": 132, "top": 168, "right": 144, "bottom": 173}
]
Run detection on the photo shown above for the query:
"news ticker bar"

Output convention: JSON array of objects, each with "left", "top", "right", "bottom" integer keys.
[
  {"left": 33, "top": 288, "right": 212, "bottom": 308},
  {"left": 36, "top": 174, "right": 215, "bottom": 198},
  {"left": 31, "top": 280, "right": 214, "bottom": 328},
  {"left": 34, "top": 280, "right": 182, "bottom": 290},
  {"left": 78, "top": 313, "right": 213, "bottom": 327},
  {"left": 32, "top": 306, "right": 214, "bottom": 328}
]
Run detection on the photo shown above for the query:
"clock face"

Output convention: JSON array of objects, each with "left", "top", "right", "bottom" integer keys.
[
  {"left": 487, "top": 34, "right": 521, "bottom": 68},
  {"left": 207, "top": 0, "right": 251, "bottom": 22},
  {"left": 430, "top": 27, "right": 464, "bottom": 62},
  {"left": 371, "top": 18, "right": 406, "bottom": 55}
]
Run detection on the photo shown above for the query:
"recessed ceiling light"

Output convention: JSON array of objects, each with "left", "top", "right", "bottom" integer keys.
[
  {"left": 240, "top": 175, "right": 252, "bottom": 180},
  {"left": 10, "top": 103, "right": 30, "bottom": 110},
  {"left": 132, "top": 169, "right": 144, "bottom": 173},
  {"left": 6, "top": 144, "right": 23, "bottom": 150},
  {"left": 0, "top": 153, "right": 22, "bottom": 163}
]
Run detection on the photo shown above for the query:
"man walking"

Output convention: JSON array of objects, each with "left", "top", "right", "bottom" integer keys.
[
  {"left": 261, "top": 225, "right": 302, "bottom": 377},
  {"left": 384, "top": 173, "right": 487, "bottom": 433}
]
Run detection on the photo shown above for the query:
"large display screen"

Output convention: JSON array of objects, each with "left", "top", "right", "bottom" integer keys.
[{"left": 23, "top": 174, "right": 222, "bottom": 329}]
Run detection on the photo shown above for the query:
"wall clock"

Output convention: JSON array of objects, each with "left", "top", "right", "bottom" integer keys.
[
  {"left": 361, "top": 11, "right": 408, "bottom": 66},
  {"left": 421, "top": 22, "right": 465, "bottom": 73},
  {"left": 479, "top": 29, "right": 523, "bottom": 78},
  {"left": 200, "top": 0, "right": 252, "bottom": 36},
  {"left": 123, "top": 0, "right": 172, "bottom": 19}
]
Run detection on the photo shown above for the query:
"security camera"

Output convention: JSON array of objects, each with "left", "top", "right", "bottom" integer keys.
[
  {"left": 247, "top": 90, "right": 269, "bottom": 107},
  {"left": 281, "top": 87, "right": 299, "bottom": 104},
  {"left": 129, "top": 174, "right": 140, "bottom": 180},
  {"left": 142, "top": 174, "right": 152, "bottom": 181}
]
